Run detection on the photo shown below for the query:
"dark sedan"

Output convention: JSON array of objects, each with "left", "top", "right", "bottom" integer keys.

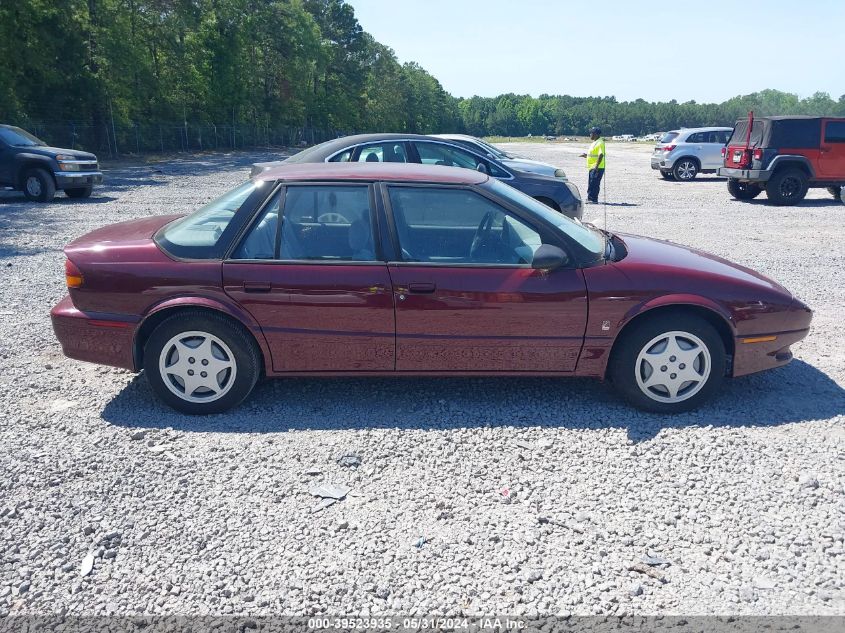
[
  {"left": 250, "top": 133, "right": 583, "bottom": 219},
  {"left": 52, "top": 162, "right": 811, "bottom": 415}
]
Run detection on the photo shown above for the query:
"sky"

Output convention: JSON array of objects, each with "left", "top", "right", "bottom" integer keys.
[{"left": 345, "top": 0, "right": 845, "bottom": 103}]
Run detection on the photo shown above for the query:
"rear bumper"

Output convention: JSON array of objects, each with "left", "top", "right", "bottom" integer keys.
[
  {"left": 718, "top": 167, "right": 772, "bottom": 182},
  {"left": 53, "top": 171, "right": 103, "bottom": 189},
  {"left": 650, "top": 157, "right": 669, "bottom": 170},
  {"left": 50, "top": 295, "right": 138, "bottom": 371}
]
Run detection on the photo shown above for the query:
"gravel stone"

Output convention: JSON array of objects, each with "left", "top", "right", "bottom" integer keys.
[{"left": 0, "top": 146, "right": 843, "bottom": 616}]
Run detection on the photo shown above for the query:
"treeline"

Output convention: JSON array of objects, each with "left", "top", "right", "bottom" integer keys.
[
  {"left": 0, "top": 0, "right": 459, "bottom": 139},
  {"left": 1, "top": 0, "right": 843, "bottom": 146}
]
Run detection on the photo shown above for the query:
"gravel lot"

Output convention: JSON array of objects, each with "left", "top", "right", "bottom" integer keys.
[{"left": 0, "top": 142, "right": 843, "bottom": 618}]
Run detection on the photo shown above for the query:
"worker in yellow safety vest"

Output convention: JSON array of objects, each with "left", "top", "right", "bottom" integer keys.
[{"left": 579, "top": 127, "right": 605, "bottom": 204}]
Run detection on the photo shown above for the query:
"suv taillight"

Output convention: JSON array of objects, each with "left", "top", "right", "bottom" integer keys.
[
  {"left": 662, "top": 144, "right": 676, "bottom": 152},
  {"left": 721, "top": 147, "right": 726, "bottom": 158},
  {"left": 65, "top": 258, "right": 84, "bottom": 288},
  {"left": 753, "top": 148, "right": 763, "bottom": 161}
]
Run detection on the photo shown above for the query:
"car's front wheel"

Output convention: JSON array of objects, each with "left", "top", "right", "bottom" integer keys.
[
  {"left": 143, "top": 311, "right": 261, "bottom": 414},
  {"left": 609, "top": 313, "right": 725, "bottom": 413},
  {"left": 22, "top": 167, "right": 56, "bottom": 202},
  {"left": 672, "top": 159, "right": 698, "bottom": 181},
  {"left": 65, "top": 186, "right": 93, "bottom": 199},
  {"left": 727, "top": 179, "right": 762, "bottom": 200}
]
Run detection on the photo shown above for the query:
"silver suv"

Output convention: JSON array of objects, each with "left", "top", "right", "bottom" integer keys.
[{"left": 651, "top": 127, "right": 733, "bottom": 181}]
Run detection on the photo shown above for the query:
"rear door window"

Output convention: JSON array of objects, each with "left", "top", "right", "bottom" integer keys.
[
  {"left": 824, "top": 121, "right": 845, "bottom": 143},
  {"left": 355, "top": 142, "right": 409, "bottom": 163}
]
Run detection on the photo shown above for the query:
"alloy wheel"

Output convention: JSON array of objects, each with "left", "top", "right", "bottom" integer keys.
[
  {"left": 634, "top": 331, "right": 711, "bottom": 403},
  {"left": 779, "top": 176, "right": 801, "bottom": 200},
  {"left": 158, "top": 331, "right": 237, "bottom": 403},
  {"left": 676, "top": 161, "right": 696, "bottom": 180}
]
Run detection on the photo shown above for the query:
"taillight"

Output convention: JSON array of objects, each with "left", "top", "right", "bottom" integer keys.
[
  {"left": 65, "top": 259, "right": 84, "bottom": 288},
  {"left": 721, "top": 147, "right": 726, "bottom": 158},
  {"left": 753, "top": 148, "right": 763, "bottom": 160},
  {"left": 662, "top": 144, "right": 676, "bottom": 152}
]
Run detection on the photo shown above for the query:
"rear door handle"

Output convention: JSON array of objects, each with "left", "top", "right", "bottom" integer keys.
[
  {"left": 408, "top": 282, "right": 436, "bottom": 294},
  {"left": 243, "top": 281, "right": 272, "bottom": 293}
]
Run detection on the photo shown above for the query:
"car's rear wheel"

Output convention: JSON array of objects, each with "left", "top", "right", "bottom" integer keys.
[
  {"left": 65, "top": 186, "right": 93, "bottom": 199},
  {"left": 827, "top": 186, "right": 842, "bottom": 200},
  {"left": 22, "top": 167, "right": 56, "bottom": 202},
  {"left": 660, "top": 170, "right": 674, "bottom": 180},
  {"left": 672, "top": 159, "right": 698, "bottom": 181},
  {"left": 727, "top": 179, "right": 762, "bottom": 200},
  {"left": 766, "top": 168, "right": 808, "bottom": 205},
  {"left": 609, "top": 313, "right": 725, "bottom": 413},
  {"left": 143, "top": 311, "right": 261, "bottom": 414}
]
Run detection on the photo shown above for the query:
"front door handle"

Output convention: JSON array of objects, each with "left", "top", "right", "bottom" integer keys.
[
  {"left": 408, "top": 282, "right": 436, "bottom": 294},
  {"left": 243, "top": 281, "right": 272, "bottom": 293}
]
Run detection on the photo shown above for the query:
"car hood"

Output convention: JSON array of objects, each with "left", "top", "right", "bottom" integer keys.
[
  {"left": 612, "top": 232, "right": 791, "bottom": 297},
  {"left": 20, "top": 146, "right": 97, "bottom": 161},
  {"left": 66, "top": 215, "right": 182, "bottom": 256},
  {"left": 502, "top": 158, "right": 560, "bottom": 177}
]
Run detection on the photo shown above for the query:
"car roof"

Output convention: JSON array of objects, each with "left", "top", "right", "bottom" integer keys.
[
  {"left": 255, "top": 161, "right": 490, "bottom": 185},
  {"left": 678, "top": 126, "right": 733, "bottom": 133}
]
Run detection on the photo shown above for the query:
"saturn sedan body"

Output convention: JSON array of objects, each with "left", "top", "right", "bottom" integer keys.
[{"left": 51, "top": 163, "right": 811, "bottom": 415}]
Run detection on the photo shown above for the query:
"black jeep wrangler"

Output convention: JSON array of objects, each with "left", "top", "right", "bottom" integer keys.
[
  {"left": 718, "top": 115, "right": 845, "bottom": 205},
  {"left": 0, "top": 124, "right": 103, "bottom": 201}
]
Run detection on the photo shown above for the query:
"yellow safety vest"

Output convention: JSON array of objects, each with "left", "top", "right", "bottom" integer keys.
[{"left": 587, "top": 138, "right": 606, "bottom": 169}]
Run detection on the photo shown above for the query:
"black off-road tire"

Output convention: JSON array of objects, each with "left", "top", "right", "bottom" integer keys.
[
  {"left": 143, "top": 310, "right": 261, "bottom": 414},
  {"left": 727, "top": 179, "right": 763, "bottom": 200},
  {"left": 65, "top": 185, "right": 93, "bottom": 199},
  {"left": 608, "top": 313, "right": 726, "bottom": 414},
  {"left": 22, "top": 167, "right": 56, "bottom": 202},
  {"left": 766, "top": 168, "right": 809, "bottom": 205}
]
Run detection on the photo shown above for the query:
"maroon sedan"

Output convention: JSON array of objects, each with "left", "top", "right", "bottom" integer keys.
[{"left": 51, "top": 162, "right": 811, "bottom": 414}]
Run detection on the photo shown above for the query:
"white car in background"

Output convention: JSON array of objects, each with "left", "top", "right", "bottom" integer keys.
[
  {"left": 651, "top": 127, "right": 733, "bottom": 181},
  {"left": 433, "top": 133, "right": 567, "bottom": 179}
]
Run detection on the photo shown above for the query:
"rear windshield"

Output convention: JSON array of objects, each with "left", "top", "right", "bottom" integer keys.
[
  {"left": 659, "top": 132, "right": 679, "bottom": 143},
  {"left": 156, "top": 181, "right": 263, "bottom": 258},
  {"left": 728, "top": 120, "right": 765, "bottom": 147}
]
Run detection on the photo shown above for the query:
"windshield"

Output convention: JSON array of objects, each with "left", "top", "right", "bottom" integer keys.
[
  {"left": 156, "top": 181, "right": 259, "bottom": 258},
  {"left": 474, "top": 138, "right": 511, "bottom": 159},
  {"left": 487, "top": 180, "right": 605, "bottom": 260},
  {"left": 0, "top": 126, "right": 44, "bottom": 147}
]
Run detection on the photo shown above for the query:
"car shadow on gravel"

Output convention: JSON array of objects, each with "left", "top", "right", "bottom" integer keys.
[{"left": 101, "top": 359, "right": 844, "bottom": 442}]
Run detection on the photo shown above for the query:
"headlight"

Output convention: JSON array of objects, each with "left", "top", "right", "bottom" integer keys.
[
  {"left": 565, "top": 181, "right": 581, "bottom": 200},
  {"left": 554, "top": 168, "right": 567, "bottom": 179},
  {"left": 58, "top": 162, "right": 80, "bottom": 171}
]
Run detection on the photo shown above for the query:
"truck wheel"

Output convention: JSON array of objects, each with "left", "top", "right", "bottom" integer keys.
[
  {"left": 660, "top": 170, "right": 675, "bottom": 180},
  {"left": 766, "top": 168, "right": 808, "bottom": 205},
  {"left": 65, "top": 186, "right": 93, "bottom": 199},
  {"left": 672, "top": 159, "right": 698, "bottom": 181},
  {"left": 22, "top": 167, "right": 56, "bottom": 202},
  {"left": 727, "top": 179, "right": 762, "bottom": 200},
  {"left": 827, "top": 186, "right": 842, "bottom": 200}
]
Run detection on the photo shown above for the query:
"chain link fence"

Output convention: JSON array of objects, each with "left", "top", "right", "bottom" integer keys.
[{"left": 7, "top": 120, "right": 342, "bottom": 157}]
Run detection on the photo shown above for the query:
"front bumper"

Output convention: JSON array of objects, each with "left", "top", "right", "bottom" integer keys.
[
  {"left": 51, "top": 295, "right": 138, "bottom": 371},
  {"left": 53, "top": 171, "right": 103, "bottom": 189},
  {"left": 718, "top": 167, "right": 772, "bottom": 182},
  {"left": 732, "top": 299, "right": 812, "bottom": 377}
]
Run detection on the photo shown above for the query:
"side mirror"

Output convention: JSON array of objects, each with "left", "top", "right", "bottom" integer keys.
[{"left": 531, "top": 244, "right": 568, "bottom": 270}]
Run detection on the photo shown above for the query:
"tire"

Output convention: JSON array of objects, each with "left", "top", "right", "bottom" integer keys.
[
  {"left": 65, "top": 186, "right": 93, "bottom": 199},
  {"left": 765, "top": 168, "right": 809, "bottom": 205},
  {"left": 672, "top": 158, "right": 699, "bottom": 181},
  {"left": 727, "top": 179, "right": 762, "bottom": 200},
  {"left": 22, "top": 167, "right": 56, "bottom": 202},
  {"left": 826, "top": 186, "right": 842, "bottom": 200},
  {"left": 608, "top": 313, "right": 726, "bottom": 414},
  {"left": 660, "top": 170, "right": 675, "bottom": 180},
  {"left": 143, "top": 311, "right": 261, "bottom": 414}
]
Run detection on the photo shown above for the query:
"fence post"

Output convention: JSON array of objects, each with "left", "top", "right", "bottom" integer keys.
[
  {"left": 135, "top": 122, "right": 140, "bottom": 154},
  {"left": 160, "top": 125, "right": 164, "bottom": 153}
]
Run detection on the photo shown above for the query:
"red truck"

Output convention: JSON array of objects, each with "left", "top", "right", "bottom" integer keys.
[{"left": 718, "top": 114, "right": 845, "bottom": 205}]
